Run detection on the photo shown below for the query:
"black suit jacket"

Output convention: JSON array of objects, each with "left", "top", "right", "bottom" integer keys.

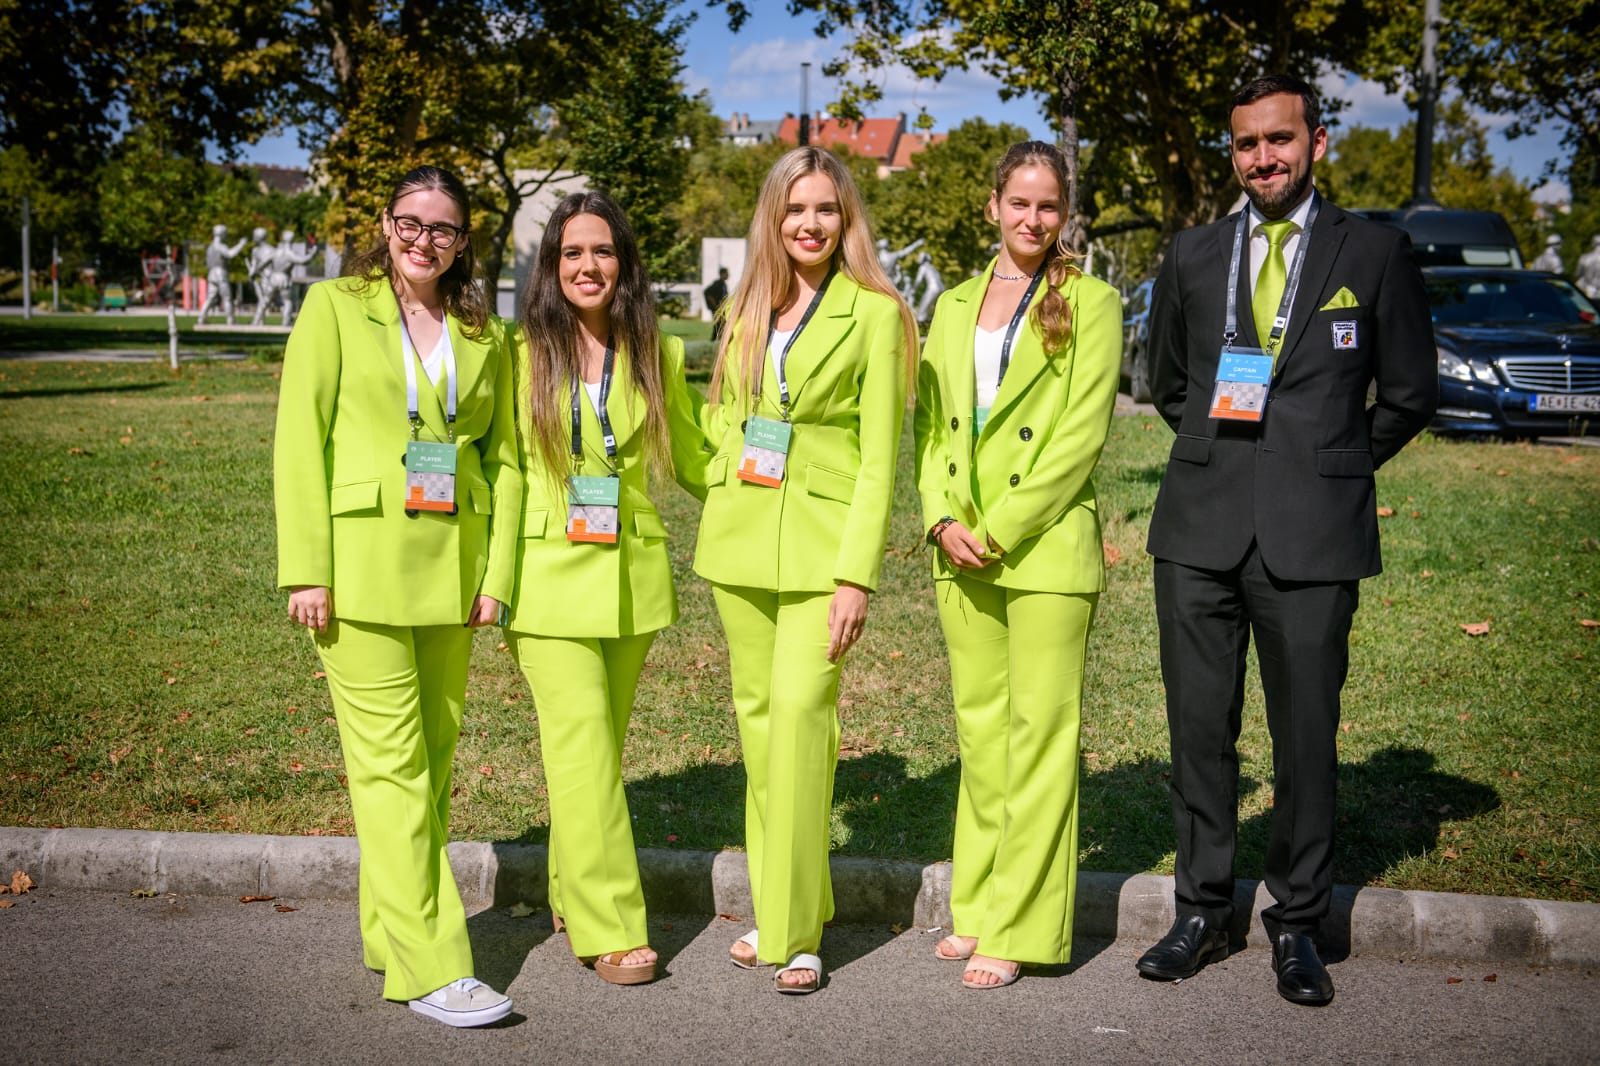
[{"left": 1145, "top": 196, "right": 1437, "bottom": 582}]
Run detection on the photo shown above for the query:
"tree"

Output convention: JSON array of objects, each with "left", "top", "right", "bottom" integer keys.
[
  {"left": 876, "top": 118, "right": 1031, "bottom": 282},
  {"left": 787, "top": 0, "right": 1143, "bottom": 249},
  {"left": 1319, "top": 100, "right": 1540, "bottom": 255}
]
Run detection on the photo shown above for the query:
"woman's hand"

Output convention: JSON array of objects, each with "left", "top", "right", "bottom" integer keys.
[
  {"left": 937, "top": 521, "right": 995, "bottom": 570},
  {"left": 827, "top": 582, "right": 870, "bottom": 663},
  {"left": 467, "top": 595, "right": 502, "bottom": 628},
  {"left": 287, "top": 586, "right": 332, "bottom": 632}
]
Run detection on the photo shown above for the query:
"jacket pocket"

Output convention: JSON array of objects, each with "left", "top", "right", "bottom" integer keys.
[
  {"left": 634, "top": 511, "right": 668, "bottom": 539},
  {"left": 708, "top": 454, "right": 729, "bottom": 487},
  {"left": 1316, "top": 449, "right": 1374, "bottom": 477},
  {"left": 1169, "top": 434, "right": 1212, "bottom": 465},
  {"left": 806, "top": 463, "right": 856, "bottom": 503},
  {"left": 521, "top": 509, "right": 550, "bottom": 538},
  {"left": 330, "top": 479, "right": 381, "bottom": 515},
  {"left": 469, "top": 484, "right": 491, "bottom": 515}
]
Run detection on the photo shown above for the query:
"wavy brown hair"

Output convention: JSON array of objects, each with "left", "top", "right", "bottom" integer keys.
[
  {"left": 518, "top": 191, "right": 670, "bottom": 494},
  {"left": 988, "top": 141, "right": 1080, "bottom": 354},
  {"left": 342, "top": 165, "right": 490, "bottom": 338},
  {"left": 710, "top": 146, "right": 918, "bottom": 406}
]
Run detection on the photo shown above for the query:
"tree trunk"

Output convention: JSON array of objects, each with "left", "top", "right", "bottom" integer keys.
[{"left": 1054, "top": 67, "right": 1087, "bottom": 253}]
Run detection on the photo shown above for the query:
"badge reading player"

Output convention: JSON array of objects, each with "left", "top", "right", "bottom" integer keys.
[
  {"left": 405, "top": 440, "right": 458, "bottom": 513},
  {"left": 567, "top": 475, "right": 621, "bottom": 543},
  {"left": 1209, "top": 348, "right": 1274, "bottom": 422},
  {"left": 737, "top": 415, "right": 792, "bottom": 487}
]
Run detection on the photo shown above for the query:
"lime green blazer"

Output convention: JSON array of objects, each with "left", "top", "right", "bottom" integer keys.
[
  {"left": 504, "top": 332, "right": 709, "bottom": 637},
  {"left": 913, "top": 263, "right": 1122, "bottom": 594},
  {"left": 274, "top": 278, "right": 521, "bottom": 625},
  {"left": 694, "top": 275, "right": 908, "bottom": 594}
]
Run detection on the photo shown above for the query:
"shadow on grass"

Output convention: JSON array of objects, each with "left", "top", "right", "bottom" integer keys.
[{"left": 0, "top": 382, "right": 169, "bottom": 400}]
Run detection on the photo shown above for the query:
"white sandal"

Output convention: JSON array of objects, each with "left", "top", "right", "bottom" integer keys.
[
  {"left": 729, "top": 929, "right": 768, "bottom": 970},
  {"left": 775, "top": 953, "right": 823, "bottom": 995}
]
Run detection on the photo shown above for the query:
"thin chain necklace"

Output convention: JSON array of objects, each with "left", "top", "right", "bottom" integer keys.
[{"left": 993, "top": 263, "right": 1038, "bottom": 281}]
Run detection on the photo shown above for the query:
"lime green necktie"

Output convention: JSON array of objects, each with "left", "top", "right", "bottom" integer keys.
[{"left": 1252, "top": 219, "right": 1295, "bottom": 352}]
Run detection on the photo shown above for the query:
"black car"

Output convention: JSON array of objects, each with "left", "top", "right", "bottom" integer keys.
[{"left": 1425, "top": 267, "right": 1600, "bottom": 436}]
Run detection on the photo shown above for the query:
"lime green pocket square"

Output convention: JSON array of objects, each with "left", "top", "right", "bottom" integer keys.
[{"left": 1320, "top": 287, "right": 1359, "bottom": 311}]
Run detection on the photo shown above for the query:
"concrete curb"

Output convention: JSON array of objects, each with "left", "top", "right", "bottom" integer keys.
[{"left": 5, "top": 827, "right": 1598, "bottom": 967}]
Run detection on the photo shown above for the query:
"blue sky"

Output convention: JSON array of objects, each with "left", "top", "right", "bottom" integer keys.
[{"left": 239, "top": 5, "right": 1568, "bottom": 194}]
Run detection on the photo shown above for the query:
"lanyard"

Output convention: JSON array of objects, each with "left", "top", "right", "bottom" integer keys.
[
  {"left": 570, "top": 335, "right": 617, "bottom": 470},
  {"left": 400, "top": 313, "right": 457, "bottom": 442},
  {"left": 1224, "top": 190, "right": 1320, "bottom": 352},
  {"left": 756, "top": 266, "right": 835, "bottom": 418},
  {"left": 994, "top": 268, "right": 1045, "bottom": 390}
]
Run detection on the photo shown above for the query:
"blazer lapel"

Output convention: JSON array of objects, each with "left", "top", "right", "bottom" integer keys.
[
  {"left": 985, "top": 271, "right": 1058, "bottom": 428},
  {"left": 943, "top": 270, "right": 984, "bottom": 434},
  {"left": 1273, "top": 201, "right": 1346, "bottom": 379},
  {"left": 777, "top": 273, "right": 858, "bottom": 407}
]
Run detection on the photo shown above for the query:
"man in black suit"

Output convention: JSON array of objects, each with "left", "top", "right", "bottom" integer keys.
[{"left": 1137, "top": 74, "right": 1436, "bottom": 1005}]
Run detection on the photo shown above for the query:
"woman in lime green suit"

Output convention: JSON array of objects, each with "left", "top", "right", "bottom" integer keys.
[
  {"left": 698, "top": 147, "right": 918, "bottom": 993},
  {"left": 504, "top": 191, "right": 708, "bottom": 985},
  {"left": 274, "top": 166, "right": 519, "bottom": 1026},
  {"left": 912, "top": 142, "right": 1122, "bottom": 989}
]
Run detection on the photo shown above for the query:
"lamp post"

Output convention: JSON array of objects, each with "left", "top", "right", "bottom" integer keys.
[{"left": 799, "top": 62, "right": 811, "bottom": 146}]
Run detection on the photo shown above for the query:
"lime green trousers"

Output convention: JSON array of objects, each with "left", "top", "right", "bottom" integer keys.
[
  {"left": 712, "top": 585, "right": 841, "bottom": 965},
  {"left": 511, "top": 630, "right": 655, "bottom": 958},
  {"left": 935, "top": 577, "right": 1097, "bottom": 964},
  {"left": 314, "top": 617, "right": 475, "bottom": 1001}
]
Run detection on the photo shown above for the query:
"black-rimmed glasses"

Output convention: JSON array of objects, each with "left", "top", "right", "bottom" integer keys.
[{"left": 391, "top": 213, "right": 466, "bottom": 249}]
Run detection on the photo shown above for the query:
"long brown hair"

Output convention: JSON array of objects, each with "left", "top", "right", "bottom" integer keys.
[
  {"left": 710, "top": 147, "right": 918, "bottom": 405},
  {"left": 518, "top": 191, "right": 671, "bottom": 493},
  {"left": 989, "top": 141, "right": 1079, "bottom": 354},
  {"left": 342, "top": 165, "right": 490, "bottom": 338}
]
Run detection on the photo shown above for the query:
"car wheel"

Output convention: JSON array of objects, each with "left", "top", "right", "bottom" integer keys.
[{"left": 1131, "top": 344, "right": 1152, "bottom": 403}]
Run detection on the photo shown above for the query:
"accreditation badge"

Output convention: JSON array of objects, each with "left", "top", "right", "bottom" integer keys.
[
  {"left": 973, "top": 405, "right": 992, "bottom": 439},
  {"left": 567, "top": 474, "right": 621, "bottom": 543},
  {"left": 736, "top": 415, "right": 791, "bottom": 488},
  {"left": 1209, "top": 348, "right": 1274, "bottom": 422},
  {"left": 404, "top": 440, "right": 458, "bottom": 514}
]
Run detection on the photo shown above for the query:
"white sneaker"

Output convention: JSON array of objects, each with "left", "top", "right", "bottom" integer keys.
[{"left": 407, "top": 977, "right": 512, "bottom": 1028}]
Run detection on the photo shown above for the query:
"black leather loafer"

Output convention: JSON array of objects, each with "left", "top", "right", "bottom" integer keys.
[
  {"left": 1272, "top": 932, "right": 1335, "bottom": 1005},
  {"left": 1136, "top": 914, "right": 1230, "bottom": 980}
]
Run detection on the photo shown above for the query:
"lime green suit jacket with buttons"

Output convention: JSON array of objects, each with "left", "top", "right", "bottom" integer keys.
[
  {"left": 274, "top": 278, "right": 521, "bottom": 626},
  {"left": 913, "top": 263, "right": 1122, "bottom": 594},
  {"left": 694, "top": 275, "right": 908, "bottom": 594},
  {"left": 504, "top": 332, "right": 709, "bottom": 637}
]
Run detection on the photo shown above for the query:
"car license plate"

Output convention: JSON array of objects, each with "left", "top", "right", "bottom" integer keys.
[{"left": 1530, "top": 393, "right": 1600, "bottom": 413}]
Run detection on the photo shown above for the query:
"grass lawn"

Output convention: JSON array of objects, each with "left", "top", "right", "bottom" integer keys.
[{"left": 0, "top": 355, "right": 1595, "bottom": 903}]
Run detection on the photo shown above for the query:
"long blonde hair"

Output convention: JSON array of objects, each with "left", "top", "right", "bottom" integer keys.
[{"left": 710, "top": 147, "right": 917, "bottom": 405}]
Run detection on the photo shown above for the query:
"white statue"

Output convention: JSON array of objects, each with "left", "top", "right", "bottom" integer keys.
[
  {"left": 1531, "top": 233, "right": 1563, "bottom": 274},
  {"left": 196, "top": 224, "right": 248, "bottom": 325},
  {"left": 252, "top": 229, "right": 317, "bottom": 326},
  {"left": 1574, "top": 236, "right": 1600, "bottom": 301},
  {"left": 245, "top": 227, "right": 273, "bottom": 317},
  {"left": 911, "top": 252, "right": 945, "bottom": 322},
  {"left": 877, "top": 237, "right": 924, "bottom": 303}
]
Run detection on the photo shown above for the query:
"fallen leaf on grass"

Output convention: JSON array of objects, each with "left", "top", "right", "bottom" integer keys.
[
  {"left": 1421, "top": 570, "right": 1434, "bottom": 578},
  {"left": 1103, "top": 542, "right": 1123, "bottom": 567},
  {"left": 508, "top": 902, "right": 536, "bottom": 919},
  {"left": 1580, "top": 619, "right": 1599, "bottom": 629},
  {"left": 274, "top": 905, "right": 297, "bottom": 913},
  {"left": 1458, "top": 713, "right": 1472, "bottom": 722},
  {"left": 478, "top": 765, "right": 493, "bottom": 778},
  {"left": 288, "top": 761, "right": 305, "bottom": 773},
  {"left": 1459, "top": 622, "right": 1490, "bottom": 636},
  {"left": 1441, "top": 849, "right": 1459, "bottom": 860},
  {"left": 312, "top": 671, "right": 326, "bottom": 680},
  {"left": 109, "top": 745, "right": 132, "bottom": 766},
  {"left": 239, "top": 895, "right": 277, "bottom": 904},
  {"left": 1376, "top": 506, "right": 1396, "bottom": 517}
]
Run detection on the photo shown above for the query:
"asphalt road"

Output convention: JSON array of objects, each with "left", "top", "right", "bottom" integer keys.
[{"left": 2, "top": 889, "right": 1594, "bottom": 1065}]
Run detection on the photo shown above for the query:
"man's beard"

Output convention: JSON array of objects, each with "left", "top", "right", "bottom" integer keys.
[{"left": 1242, "top": 165, "right": 1311, "bottom": 219}]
